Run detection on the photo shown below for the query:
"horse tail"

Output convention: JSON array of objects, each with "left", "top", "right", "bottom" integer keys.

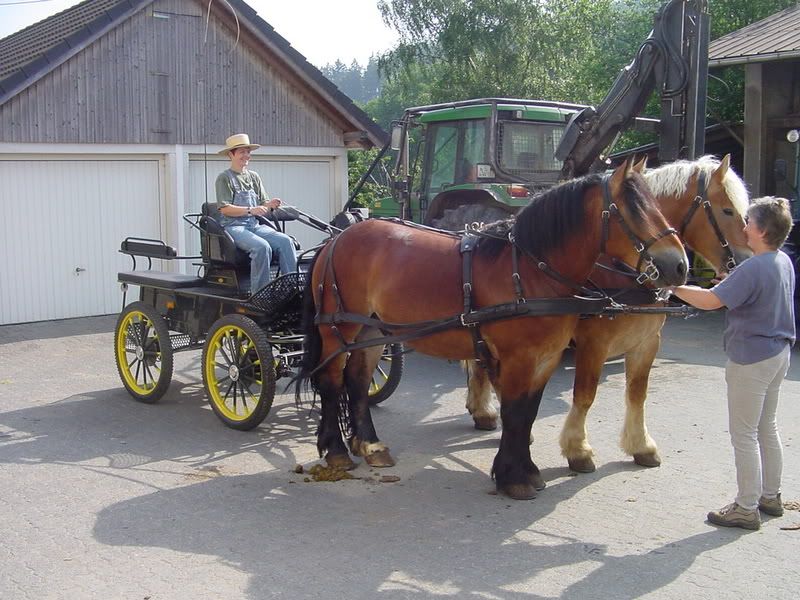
[{"left": 294, "top": 244, "right": 326, "bottom": 405}]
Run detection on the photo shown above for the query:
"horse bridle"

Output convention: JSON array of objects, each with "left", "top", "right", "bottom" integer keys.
[
  {"left": 677, "top": 171, "right": 738, "bottom": 273},
  {"left": 508, "top": 175, "right": 677, "bottom": 296},
  {"left": 599, "top": 176, "right": 677, "bottom": 285}
]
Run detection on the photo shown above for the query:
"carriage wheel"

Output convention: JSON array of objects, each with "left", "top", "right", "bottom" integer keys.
[
  {"left": 202, "top": 315, "right": 276, "bottom": 430},
  {"left": 367, "top": 343, "right": 405, "bottom": 406},
  {"left": 114, "top": 301, "right": 173, "bottom": 403}
]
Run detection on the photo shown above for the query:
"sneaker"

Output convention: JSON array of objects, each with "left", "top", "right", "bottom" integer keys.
[
  {"left": 758, "top": 494, "right": 784, "bottom": 517},
  {"left": 707, "top": 502, "right": 761, "bottom": 530}
]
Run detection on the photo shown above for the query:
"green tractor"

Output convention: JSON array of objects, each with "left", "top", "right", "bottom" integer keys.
[
  {"left": 361, "top": 0, "right": 709, "bottom": 231},
  {"left": 372, "top": 98, "right": 584, "bottom": 229}
]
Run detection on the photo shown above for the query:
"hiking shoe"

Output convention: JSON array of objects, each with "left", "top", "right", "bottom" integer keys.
[
  {"left": 707, "top": 502, "right": 761, "bottom": 530},
  {"left": 758, "top": 494, "right": 784, "bottom": 517}
]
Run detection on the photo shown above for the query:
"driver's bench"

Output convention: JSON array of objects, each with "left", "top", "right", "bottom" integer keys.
[{"left": 199, "top": 202, "right": 300, "bottom": 296}]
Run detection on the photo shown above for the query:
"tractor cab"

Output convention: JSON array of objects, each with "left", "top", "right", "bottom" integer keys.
[{"left": 382, "top": 98, "right": 583, "bottom": 229}]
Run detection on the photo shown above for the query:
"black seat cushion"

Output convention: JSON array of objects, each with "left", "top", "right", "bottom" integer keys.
[{"left": 201, "top": 202, "right": 250, "bottom": 268}]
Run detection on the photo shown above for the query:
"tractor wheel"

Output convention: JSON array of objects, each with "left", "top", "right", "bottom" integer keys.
[
  {"left": 430, "top": 204, "right": 511, "bottom": 231},
  {"left": 367, "top": 343, "right": 405, "bottom": 406},
  {"left": 114, "top": 301, "right": 173, "bottom": 403},
  {"left": 202, "top": 315, "right": 276, "bottom": 430}
]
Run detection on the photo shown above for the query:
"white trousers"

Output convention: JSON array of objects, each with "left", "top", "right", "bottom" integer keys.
[{"left": 725, "top": 345, "right": 790, "bottom": 510}]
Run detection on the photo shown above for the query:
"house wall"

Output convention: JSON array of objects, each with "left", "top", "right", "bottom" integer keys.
[{"left": 0, "top": 0, "right": 345, "bottom": 148}]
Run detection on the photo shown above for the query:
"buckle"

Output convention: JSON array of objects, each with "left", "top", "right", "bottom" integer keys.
[{"left": 460, "top": 313, "right": 478, "bottom": 327}]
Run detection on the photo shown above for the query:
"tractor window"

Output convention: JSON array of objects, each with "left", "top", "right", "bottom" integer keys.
[
  {"left": 425, "top": 123, "right": 459, "bottom": 193},
  {"left": 498, "top": 121, "right": 565, "bottom": 181},
  {"left": 458, "top": 120, "right": 486, "bottom": 183},
  {"left": 422, "top": 120, "right": 487, "bottom": 195}
]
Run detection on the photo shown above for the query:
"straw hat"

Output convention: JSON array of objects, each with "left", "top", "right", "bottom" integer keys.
[{"left": 219, "top": 133, "right": 260, "bottom": 155}]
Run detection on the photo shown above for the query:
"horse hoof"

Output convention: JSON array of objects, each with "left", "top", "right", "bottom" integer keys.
[
  {"left": 501, "top": 483, "right": 538, "bottom": 500},
  {"left": 365, "top": 449, "right": 395, "bottom": 468},
  {"left": 633, "top": 452, "right": 661, "bottom": 468},
  {"left": 325, "top": 453, "right": 357, "bottom": 471},
  {"left": 473, "top": 416, "right": 498, "bottom": 431},
  {"left": 531, "top": 472, "right": 547, "bottom": 491},
  {"left": 568, "top": 457, "right": 597, "bottom": 473}
]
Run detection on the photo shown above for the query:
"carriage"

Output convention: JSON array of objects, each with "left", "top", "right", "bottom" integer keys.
[{"left": 113, "top": 204, "right": 404, "bottom": 431}]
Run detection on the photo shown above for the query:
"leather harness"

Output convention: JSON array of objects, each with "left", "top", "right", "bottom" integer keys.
[{"left": 309, "top": 176, "right": 684, "bottom": 376}]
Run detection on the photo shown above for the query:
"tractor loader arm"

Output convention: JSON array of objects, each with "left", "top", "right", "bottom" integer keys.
[{"left": 556, "top": 0, "right": 709, "bottom": 179}]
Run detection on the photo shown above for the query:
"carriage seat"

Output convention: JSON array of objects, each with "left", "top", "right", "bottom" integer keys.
[
  {"left": 200, "top": 202, "right": 302, "bottom": 270},
  {"left": 200, "top": 202, "right": 249, "bottom": 269}
]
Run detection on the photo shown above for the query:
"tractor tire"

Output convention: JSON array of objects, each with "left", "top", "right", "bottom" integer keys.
[{"left": 429, "top": 204, "right": 511, "bottom": 231}]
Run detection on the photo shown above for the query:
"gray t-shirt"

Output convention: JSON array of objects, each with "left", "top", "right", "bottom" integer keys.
[{"left": 712, "top": 250, "right": 796, "bottom": 364}]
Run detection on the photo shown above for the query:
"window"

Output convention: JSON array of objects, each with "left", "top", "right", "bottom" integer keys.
[{"left": 498, "top": 121, "right": 565, "bottom": 180}]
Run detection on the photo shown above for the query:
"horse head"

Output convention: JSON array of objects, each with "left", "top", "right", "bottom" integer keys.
[
  {"left": 646, "top": 154, "right": 752, "bottom": 276},
  {"left": 601, "top": 158, "right": 689, "bottom": 287}
]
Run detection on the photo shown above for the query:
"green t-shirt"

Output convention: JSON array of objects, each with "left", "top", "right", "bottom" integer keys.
[{"left": 214, "top": 169, "right": 269, "bottom": 206}]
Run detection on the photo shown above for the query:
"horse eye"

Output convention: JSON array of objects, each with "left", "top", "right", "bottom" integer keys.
[{"left": 722, "top": 208, "right": 734, "bottom": 216}]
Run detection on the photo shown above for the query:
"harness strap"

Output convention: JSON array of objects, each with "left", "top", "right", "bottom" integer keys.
[
  {"left": 511, "top": 244, "right": 525, "bottom": 302},
  {"left": 677, "top": 171, "right": 738, "bottom": 273},
  {"left": 308, "top": 296, "right": 612, "bottom": 380},
  {"left": 601, "top": 174, "right": 677, "bottom": 281},
  {"left": 460, "top": 234, "right": 493, "bottom": 369}
]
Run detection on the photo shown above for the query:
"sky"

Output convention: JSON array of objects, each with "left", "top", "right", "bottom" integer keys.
[{"left": 0, "top": 0, "right": 399, "bottom": 67}]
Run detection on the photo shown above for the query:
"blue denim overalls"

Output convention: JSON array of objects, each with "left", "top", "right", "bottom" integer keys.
[{"left": 221, "top": 169, "right": 298, "bottom": 295}]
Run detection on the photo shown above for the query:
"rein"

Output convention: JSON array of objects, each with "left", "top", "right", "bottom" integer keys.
[{"left": 677, "top": 171, "right": 738, "bottom": 272}]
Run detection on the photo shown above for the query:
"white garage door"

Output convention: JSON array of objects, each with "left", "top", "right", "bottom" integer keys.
[
  {"left": 0, "top": 159, "right": 163, "bottom": 324},
  {"left": 187, "top": 156, "right": 335, "bottom": 256}
]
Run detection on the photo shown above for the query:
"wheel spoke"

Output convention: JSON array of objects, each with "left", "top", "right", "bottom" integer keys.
[
  {"left": 224, "top": 332, "right": 238, "bottom": 366},
  {"left": 217, "top": 341, "right": 233, "bottom": 367},
  {"left": 142, "top": 360, "right": 157, "bottom": 388}
]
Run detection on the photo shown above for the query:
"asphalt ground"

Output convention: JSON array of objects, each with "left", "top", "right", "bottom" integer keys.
[{"left": 1, "top": 311, "right": 799, "bottom": 599}]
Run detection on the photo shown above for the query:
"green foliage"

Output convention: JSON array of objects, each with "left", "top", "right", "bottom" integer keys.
[
  {"left": 320, "top": 56, "right": 383, "bottom": 104},
  {"left": 347, "top": 147, "right": 394, "bottom": 209}
]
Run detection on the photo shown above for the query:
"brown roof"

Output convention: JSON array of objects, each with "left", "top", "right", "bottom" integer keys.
[
  {"left": 0, "top": 0, "right": 386, "bottom": 147},
  {"left": 0, "top": 0, "right": 146, "bottom": 83},
  {"left": 709, "top": 4, "right": 800, "bottom": 67}
]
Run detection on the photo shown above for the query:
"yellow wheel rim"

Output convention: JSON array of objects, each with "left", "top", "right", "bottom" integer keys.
[
  {"left": 116, "top": 310, "right": 163, "bottom": 396},
  {"left": 204, "top": 325, "right": 263, "bottom": 422}
]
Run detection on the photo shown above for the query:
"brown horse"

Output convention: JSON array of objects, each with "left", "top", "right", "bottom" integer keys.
[
  {"left": 465, "top": 155, "right": 751, "bottom": 472},
  {"left": 296, "top": 160, "right": 688, "bottom": 500}
]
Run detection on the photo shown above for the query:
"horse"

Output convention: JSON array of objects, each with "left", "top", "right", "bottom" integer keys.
[
  {"left": 464, "top": 154, "right": 751, "bottom": 473},
  {"left": 296, "top": 159, "right": 689, "bottom": 500}
]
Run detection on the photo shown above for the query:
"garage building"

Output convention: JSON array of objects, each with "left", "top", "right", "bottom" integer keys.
[{"left": 0, "top": 0, "right": 386, "bottom": 324}]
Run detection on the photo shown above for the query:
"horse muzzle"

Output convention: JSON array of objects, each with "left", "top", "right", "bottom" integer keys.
[{"left": 646, "top": 248, "right": 689, "bottom": 287}]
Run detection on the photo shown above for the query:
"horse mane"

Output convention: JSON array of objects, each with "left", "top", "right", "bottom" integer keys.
[
  {"left": 478, "top": 171, "right": 653, "bottom": 259},
  {"left": 645, "top": 155, "right": 750, "bottom": 215}
]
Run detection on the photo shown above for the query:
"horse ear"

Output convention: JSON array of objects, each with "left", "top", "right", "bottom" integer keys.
[
  {"left": 713, "top": 154, "right": 730, "bottom": 182},
  {"left": 632, "top": 156, "right": 647, "bottom": 174},
  {"left": 609, "top": 157, "right": 634, "bottom": 188}
]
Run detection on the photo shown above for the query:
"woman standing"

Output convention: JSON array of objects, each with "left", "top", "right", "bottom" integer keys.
[{"left": 671, "top": 196, "right": 795, "bottom": 530}]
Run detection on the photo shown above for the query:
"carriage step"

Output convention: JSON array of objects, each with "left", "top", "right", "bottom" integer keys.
[{"left": 169, "top": 333, "right": 200, "bottom": 351}]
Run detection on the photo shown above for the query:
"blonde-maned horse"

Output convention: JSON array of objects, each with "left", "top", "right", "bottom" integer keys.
[{"left": 465, "top": 155, "right": 751, "bottom": 473}]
